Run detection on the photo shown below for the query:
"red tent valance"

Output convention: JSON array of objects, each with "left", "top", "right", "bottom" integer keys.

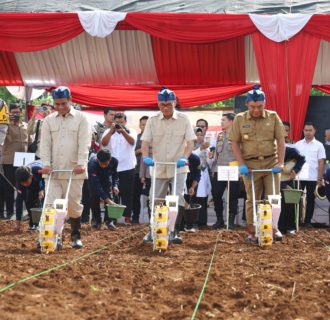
[{"left": 68, "top": 84, "right": 254, "bottom": 108}]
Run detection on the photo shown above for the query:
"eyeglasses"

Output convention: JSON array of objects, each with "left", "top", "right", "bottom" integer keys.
[
  {"left": 197, "top": 125, "right": 206, "bottom": 128},
  {"left": 52, "top": 86, "right": 71, "bottom": 99}
]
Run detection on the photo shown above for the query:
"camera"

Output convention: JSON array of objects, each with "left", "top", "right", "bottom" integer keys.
[
  {"left": 115, "top": 124, "right": 122, "bottom": 130},
  {"left": 209, "top": 147, "right": 215, "bottom": 152},
  {"left": 38, "top": 106, "right": 47, "bottom": 112}
]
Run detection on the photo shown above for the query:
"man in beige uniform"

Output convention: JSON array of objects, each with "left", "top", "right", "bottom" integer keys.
[
  {"left": 40, "top": 86, "right": 91, "bottom": 249},
  {"left": 141, "top": 87, "right": 196, "bottom": 243},
  {"left": 230, "top": 86, "right": 285, "bottom": 242}
]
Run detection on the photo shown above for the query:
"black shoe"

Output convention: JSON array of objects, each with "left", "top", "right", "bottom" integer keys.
[
  {"left": 213, "top": 221, "right": 225, "bottom": 229},
  {"left": 71, "top": 234, "right": 83, "bottom": 249},
  {"left": 302, "top": 222, "right": 313, "bottom": 228},
  {"left": 92, "top": 222, "right": 101, "bottom": 230},
  {"left": 132, "top": 219, "right": 140, "bottom": 224}
]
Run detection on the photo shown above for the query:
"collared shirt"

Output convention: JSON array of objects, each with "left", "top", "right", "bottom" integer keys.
[
  {"left": 40, "top": 107, "right": 91, "bottom": 179},
  {"left": 212, "top": 131, "right": 236, "bottom": 172},
  {"left": 2, "top": 122, "right": 28, "bottom": 164},
  {"left": 229, "top": 109, "right": 285, "bottom": 160},
  {"left": 102, "top": 127, "right": 137, "bottom": 172},
  {"left": 294, "top": 137, "right": 326, "bottom": 181},
  {"left": 141, "top": 110, "right": 196, "bottom": 178}
]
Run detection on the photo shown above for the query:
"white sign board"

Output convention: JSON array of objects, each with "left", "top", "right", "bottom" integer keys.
[
  {"left": 295, "top": 163, "right": 309, "bottom": 180},
  {"left": 217, "top": 166, "right": 239, "bottom": 181},
  {"left": 13, "top": 152, "right": 35, "bottom": 167}
]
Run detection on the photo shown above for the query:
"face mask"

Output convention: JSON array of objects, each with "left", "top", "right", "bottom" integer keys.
[{"left": 10, "top": 114, "right": 20, "bottom": 122}]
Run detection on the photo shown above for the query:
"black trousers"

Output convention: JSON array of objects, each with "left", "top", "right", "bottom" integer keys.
[
  {"left": 2, "top": 164, "right": 16, "bottom": 215},
  {"left": 89, "top": 183, "right": 111, "bottom": 224},
  {"left": 81, "top": 179, "right": 90, "bottom": 223},
  {"left": 279, "top": 180, "right": 296, "bottom": 232},
  {"left": 197, "top": 197, "right": 208, "bottom": 226},
  {"left": 118, "top": 169, "right": 135, "bottom": 218},
  {"left": 211, "top": 173, "right": 239, "bottom": 224},
  {"left": 132, "top": 173, "right": 143, "bottom": 222},
  {"left": 300, "top": 180, "right": 317, "bottom": 224}
]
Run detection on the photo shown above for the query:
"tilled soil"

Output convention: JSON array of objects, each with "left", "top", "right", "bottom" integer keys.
[{"left": 0, "top": 220, "right": 329, "bottom": 320}]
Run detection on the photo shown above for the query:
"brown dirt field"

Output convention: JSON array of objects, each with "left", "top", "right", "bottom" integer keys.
[{"left": 0, "top": 220, "right": 329, "bottom": 320}]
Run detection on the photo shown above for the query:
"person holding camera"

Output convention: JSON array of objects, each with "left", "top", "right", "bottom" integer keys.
[
  {"left": 101, "top": 112, "right": 137, "bottom": 224},
  {"left": 2, "top": 103, "right": 29, "bottom": 220},
  {"left": 27, "top": 103, "right": 53, "bottom": 159}
]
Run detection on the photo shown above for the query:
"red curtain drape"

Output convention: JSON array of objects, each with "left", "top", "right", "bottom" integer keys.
[
  {"left": 252, "top": 31, "right": 320, "bottom": 141},
  {"left": 0, "top": 13, "right": 83, "bottom": 52},
  {"left": 67, "top": 84, "right": 254, "bottom": 109},
  {"left": 303, "top": 15, "right": 330, "bottom": 42},
  {"left": 151, "top": 36, "right": 246, "bottom": 85},
  {"left": 0, "top": 52, "right": 23, "bottom": 85},
  {"left": 125, "top": 13, "right": 257, "bottom": 43},
  {"left": 313, "top": 85, "right": 330, "bottom": 94}
]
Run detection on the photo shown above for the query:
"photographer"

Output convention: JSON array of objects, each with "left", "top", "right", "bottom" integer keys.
[
  {"left": 101, "top": 113, "right": 137, "bottom": 224},
  {"left": 2, "top": 103, "right": 29, "bottom": 220},
  {"left": 27, "top": 103, "right": 53, "bottom": 159}
]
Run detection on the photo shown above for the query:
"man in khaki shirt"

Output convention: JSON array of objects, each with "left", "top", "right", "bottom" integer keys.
[
  {"left": 230, "top": 86, "right": 285, "bottom": 242},
  {"left": 40, "top": 86, "right": 91, "bottom": 249},
  {"left": 2, "top": 103, "right": 28, "bottom": 222},
  {"left": 141, "top": 88, "right": 196, "bottom": 243}
]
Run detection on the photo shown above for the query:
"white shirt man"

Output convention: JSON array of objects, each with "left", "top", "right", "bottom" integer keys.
[
  {"left": 295, "top": 123, "right": 326, "bottom": 226},
  {"left": 101, "top": 112, "right": 137, "bottom": 224}
]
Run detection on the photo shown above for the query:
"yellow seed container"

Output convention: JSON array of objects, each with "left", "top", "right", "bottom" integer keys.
[
  {"left": 260, "top": 223, "right": 272, "bottom": 232},
  {"left": 156, "top": 226, "right": 167, "bottom": 237},
  {"left": 155, "top": 205, "right": 168, "bottom": 222},
  {"left": 42, "top": 229, "right": 54, "bottom": 238},
  {"left": 43, "top": 215, "right": 55, "bottom": 225},
  {"left": 155, "top": 238, "right": 168, "bottom": 250},
  {"left": 260, "top": 235, "right": 272, "bottom": 247},
  {"left": 42, "top": 241, "right": 55, "bottom": 252}
]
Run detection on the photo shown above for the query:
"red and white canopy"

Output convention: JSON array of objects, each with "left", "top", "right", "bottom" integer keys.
[{"left": 1, "top": 12, "right": 330, "bottom": 140}]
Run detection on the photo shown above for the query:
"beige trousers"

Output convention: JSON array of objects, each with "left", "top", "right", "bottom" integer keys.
[
  {"left": 243, "top": 158, "right": 280, "bottom": 226},
  {"left": 44, "top": 179, "right": 84, "bottom": 218}
]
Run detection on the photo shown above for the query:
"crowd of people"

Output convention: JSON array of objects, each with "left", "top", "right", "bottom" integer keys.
[{"left": 0, "top": 84, "right": 328, "bottom": 249}]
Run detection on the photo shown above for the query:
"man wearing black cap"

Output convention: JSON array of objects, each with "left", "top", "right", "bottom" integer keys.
[
  {"left": 141, "top": 87, "right": 196, "bottom": 243},
  {"left": 40, "top": 86, "right": 91, "bottom": 249},
  {"left": 230, "top": 86, "right": 285, "bottom": 242}
]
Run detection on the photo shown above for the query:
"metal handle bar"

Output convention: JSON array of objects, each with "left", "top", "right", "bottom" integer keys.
[
  {"left": 150, "top": 162, "right": 178, "bottom": 224},
  {"left": 42, "top": 169, "right": 74, "bottom": 213}
]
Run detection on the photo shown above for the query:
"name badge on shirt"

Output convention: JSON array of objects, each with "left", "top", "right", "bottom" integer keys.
[{"left": 242, "top": 124, "right": 251, "bottom": 128}]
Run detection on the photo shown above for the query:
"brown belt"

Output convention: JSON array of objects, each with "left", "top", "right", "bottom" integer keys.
[{"left": 246, "top": 154, "right": 274, "bottom": 161}]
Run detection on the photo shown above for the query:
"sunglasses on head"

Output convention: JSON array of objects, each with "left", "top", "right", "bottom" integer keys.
[{"left": 52, "top": 87, "right": 71, "bottom": 99}]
